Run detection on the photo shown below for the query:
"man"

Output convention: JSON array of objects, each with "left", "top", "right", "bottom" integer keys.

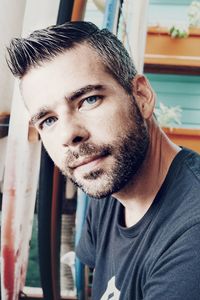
[{"left": 7, "top": 21, "right": 200, "bottom": 299}]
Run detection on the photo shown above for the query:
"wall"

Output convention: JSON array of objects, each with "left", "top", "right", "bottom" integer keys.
[{"left": 146, "top": 74, "right": 200, "bottom": 128}]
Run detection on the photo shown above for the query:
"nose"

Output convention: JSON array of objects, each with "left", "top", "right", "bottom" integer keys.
[{"left": 60, "top": 115, "right": 89, "bottom": 147}]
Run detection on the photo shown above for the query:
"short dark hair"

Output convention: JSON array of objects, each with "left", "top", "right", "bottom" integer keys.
[{"left": 7, "top": 21, "right": 137, "bottom": 94}]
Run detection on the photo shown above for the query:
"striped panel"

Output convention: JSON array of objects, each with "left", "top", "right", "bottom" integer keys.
[{"left": 146, "top": 73, "right": 200, "bottom": 128}]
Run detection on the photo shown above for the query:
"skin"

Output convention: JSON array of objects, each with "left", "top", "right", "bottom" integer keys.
[{"left": 21, "top": 44, "right": 180, "bottom": 227}]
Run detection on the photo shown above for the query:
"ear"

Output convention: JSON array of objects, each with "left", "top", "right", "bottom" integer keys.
[{"left": 132, "top": 74, "right": 155, "bottom": 120}]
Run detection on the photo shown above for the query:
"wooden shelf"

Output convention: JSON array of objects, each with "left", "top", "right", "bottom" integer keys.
[
  {"left": 144, "top": 26, "right": 200, "bottom": 74},
  {"left": 163, "top": 127, "right": 200, "bottom": 153}
]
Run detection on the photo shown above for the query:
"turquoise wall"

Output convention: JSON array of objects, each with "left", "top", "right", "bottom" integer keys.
[
  {"left": 146, "top": 74, "right": 200, "bottom": 128},
  {"left": 149, "top": 0, "right": 194, "bottom": 26}
]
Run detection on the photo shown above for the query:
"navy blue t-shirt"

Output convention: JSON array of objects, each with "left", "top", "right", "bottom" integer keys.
[{"left": 76, "top": 148, "right": 200, "bottom": 299}]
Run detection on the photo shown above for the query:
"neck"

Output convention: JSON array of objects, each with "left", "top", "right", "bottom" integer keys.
[{"left": 113, "top": 120, "right": 181, "bottom": 227}]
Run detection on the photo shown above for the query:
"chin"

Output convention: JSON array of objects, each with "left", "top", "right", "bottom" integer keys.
[
  {"left": 82, "top": 188, "right": 112, "bottom": 199},
  {"left": 69, "top": 175, "right": 114, "bottom": 199}
]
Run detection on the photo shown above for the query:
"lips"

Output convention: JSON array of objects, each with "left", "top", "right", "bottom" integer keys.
[{"left": 69, "top": 155, "right": 104, "bottom": 170}]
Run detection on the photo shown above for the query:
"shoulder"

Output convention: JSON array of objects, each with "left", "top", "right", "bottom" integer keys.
[
  {"left": 183, "top": 148, "right": 200, "bottom": 181},
  {"left": 178, "top": 148, "right": 200, "bottom": 181}
]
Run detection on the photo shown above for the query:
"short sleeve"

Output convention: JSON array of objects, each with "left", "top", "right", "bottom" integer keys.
[{"left": 143, "top": 223, "right": 200, "bottom": 300}]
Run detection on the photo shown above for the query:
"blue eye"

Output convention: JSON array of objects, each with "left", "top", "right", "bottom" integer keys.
[
  {"left": 84, "top": 96, "right": 98, "bottom": 105},
  {"left": 79, "top": 95, "right": 103, "bottom": 112},
  {"left": 40, "top": 116, "right": 57, "bottom": 129}
]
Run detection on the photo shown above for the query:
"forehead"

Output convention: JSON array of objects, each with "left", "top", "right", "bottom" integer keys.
[
  {"left": 22, "top": 44, "right": 106, "bottom": 87},
  {"left": 21, "top": 44, "right": 117, "bottom": 112}
]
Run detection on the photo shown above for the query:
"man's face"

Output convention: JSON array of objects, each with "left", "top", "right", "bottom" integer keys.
[{"left": 22, "top": 45, "right": 149, "bottom": 198}]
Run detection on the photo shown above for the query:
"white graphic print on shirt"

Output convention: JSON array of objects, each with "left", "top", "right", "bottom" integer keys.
[{"left": 100, "top": 276, "right": 120, "bottom": 300}]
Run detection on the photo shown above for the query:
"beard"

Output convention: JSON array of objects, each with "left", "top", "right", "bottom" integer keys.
[{"left": 61, "top": 102, "right": 149, "bottom": 199}]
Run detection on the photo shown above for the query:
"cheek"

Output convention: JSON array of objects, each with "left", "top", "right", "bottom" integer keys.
[{"left": 89, "top": 104, "right": 132, "bottom": 139}]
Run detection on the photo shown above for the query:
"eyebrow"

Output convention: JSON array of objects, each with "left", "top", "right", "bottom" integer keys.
[
  {"left": 65, "top": 84, "right": 106, "bottom": 102},
  {"left": 30, "top": 108, "right": 50, "bottom": 126},
  {"left": 30, "top": 84, "right": 106, "bottom": 126}
]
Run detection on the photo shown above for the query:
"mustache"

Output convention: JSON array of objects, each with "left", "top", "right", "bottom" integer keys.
[{"left": 65, "top": 142, "right": 113, "bottom": 166}]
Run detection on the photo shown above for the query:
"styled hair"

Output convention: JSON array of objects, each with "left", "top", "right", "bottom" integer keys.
[{"left": 7, "top": 21, "right": 137, "bottom": 94}]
